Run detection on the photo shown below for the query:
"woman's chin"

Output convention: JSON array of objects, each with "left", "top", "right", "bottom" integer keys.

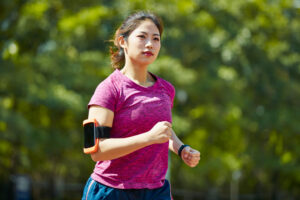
[{"left": 132, "top": 59, "right": 156, "bottom": 67}]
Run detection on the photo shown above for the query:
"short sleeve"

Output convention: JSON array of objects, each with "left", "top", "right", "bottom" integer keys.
[
  {"left": 159, "top": 78, "right": 175, "bottom": 108},
  {"left": 88, "top": 77, "right": 118, "bottom": 112},
  {"left": 169, "top": 83, "right": 175, "bottom": 108}
]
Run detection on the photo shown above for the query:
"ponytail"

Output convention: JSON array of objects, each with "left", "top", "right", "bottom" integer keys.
[{"left": 110, "top": 28, "right": 125, "bottom": 69}]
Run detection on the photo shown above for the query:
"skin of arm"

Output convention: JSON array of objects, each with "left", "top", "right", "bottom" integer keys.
[
  {"left": 169, "top": 130, "right": 201, "bottom": 167},
  {"left": 88, "top": 106, "right": 172, "bottom": 162}
]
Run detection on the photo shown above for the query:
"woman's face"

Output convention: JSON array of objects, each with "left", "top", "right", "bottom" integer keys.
[{"left": 121, "top": 19, "right": 161, "bottom": 67}]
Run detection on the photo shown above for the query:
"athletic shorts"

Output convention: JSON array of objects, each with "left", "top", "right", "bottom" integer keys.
[{"left": 81, "top": 177, "right": 173, "bottom": 200}]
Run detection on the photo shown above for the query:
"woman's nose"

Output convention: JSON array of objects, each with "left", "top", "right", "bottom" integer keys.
[{"left": 145, "top": 39, "right": 153, "bottom": 49}]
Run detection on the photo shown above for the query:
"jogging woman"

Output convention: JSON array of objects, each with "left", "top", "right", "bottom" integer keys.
[{"left": 82, "top": 11, "right": 200, "bottom": 200}]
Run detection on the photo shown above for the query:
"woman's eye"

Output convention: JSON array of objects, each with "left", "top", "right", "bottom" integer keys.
[
  {"left": 154, "top": 37, "right": 160, "bottom": 41},
  {"left": 138, "top": 35, "right": 146, "bottom": 38}
]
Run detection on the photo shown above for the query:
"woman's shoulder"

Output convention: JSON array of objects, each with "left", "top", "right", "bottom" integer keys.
[
  {"left": 98, "top": 69, "right": 123, "bottom": 87},
  {"left": 91, "top": 70, "right": 123, "bottom": 98},
  {"left": 102, "top": 69, "right": 119, "bottom": 81},
  {"left": 156, "top": 75, "right": 175, "bottom": 92}
]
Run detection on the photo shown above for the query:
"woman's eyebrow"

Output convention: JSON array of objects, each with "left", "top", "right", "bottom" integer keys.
[{"left": 139, "top": 31, "right": 160, "bottom": 37}]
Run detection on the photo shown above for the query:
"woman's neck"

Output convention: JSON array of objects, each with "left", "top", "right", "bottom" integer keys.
[{"left": 121, "top": 62, "right": 154, "bottom": 87}]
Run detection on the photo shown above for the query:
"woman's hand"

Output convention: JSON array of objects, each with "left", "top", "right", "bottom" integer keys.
[
  {"left": 147, "top": 121, "right": 172, "bottom": 144},
  {"left": 181, "top": 146, "right": 200, "bottom": 167}
]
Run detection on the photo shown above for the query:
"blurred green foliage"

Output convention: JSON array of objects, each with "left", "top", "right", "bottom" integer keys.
[{"left": 1, "top": 0, "right": 299, "bottom": 199}]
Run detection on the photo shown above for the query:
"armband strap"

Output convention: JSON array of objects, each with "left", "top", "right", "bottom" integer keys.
[
  {"left": 178, "top": 144, "right": 190, "bottom": 158},
  {"left": 96, "top": 126, "right": 111, "bottom": 138}
]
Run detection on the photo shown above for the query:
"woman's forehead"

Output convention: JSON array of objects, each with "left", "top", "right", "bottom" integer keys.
[{"left": 132, "top": 20, "right": 160, "bottom": 35}]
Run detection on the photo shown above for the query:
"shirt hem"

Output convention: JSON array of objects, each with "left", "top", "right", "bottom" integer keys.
[{"left": 90, "top": 173, "right": 164, "bottom": 189}]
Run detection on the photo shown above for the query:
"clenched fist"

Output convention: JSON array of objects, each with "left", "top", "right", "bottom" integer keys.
[
  {"left": 147, "top": 121, "right": 172, "bottom": 144},
  {"left": 181, "top": 146, "right": 200, "bottom": 167}
]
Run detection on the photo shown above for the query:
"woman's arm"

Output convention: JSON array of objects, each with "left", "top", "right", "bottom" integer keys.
[
  {"left": 169, "top": 129, "right": 184, "bottom": 154},
  {"left": 169, "top": 129, "right": 201, "bottom": 167},
  {"left": 88, "top": 106, "right": 172, "bottom": 162}
]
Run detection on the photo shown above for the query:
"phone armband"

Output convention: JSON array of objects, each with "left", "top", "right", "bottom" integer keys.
[
  {"left": 82, "top": 119, "right": 111, "bottom": 154},
  {"left": 83, "top": 119, "right": 99, "bottom": 154},
  {"left": 96, "top": 126, "right": 111, "bottom": 138}
]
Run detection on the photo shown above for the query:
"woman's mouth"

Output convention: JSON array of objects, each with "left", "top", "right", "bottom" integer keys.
[{"left": 142, "top": 51, "right": 154, "bottom": 56}]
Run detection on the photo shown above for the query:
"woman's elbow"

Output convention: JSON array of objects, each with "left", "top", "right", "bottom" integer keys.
[
  {"left": 90, "top": 140, "right": 107, "bottom": 162},
  {"left": 90, "top": 152, "right": 104, "bottom": 162}
]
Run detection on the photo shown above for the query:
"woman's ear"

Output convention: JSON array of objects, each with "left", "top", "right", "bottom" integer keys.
[{"left": 118, "top": 36, "right": 126, "bottom": 49}]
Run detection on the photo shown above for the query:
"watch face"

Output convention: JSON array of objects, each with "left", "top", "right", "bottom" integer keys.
[{"left": 83, "top": 122, "right": 95, "bottom": 148}]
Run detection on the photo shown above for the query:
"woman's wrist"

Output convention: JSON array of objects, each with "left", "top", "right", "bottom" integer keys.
[
  {"left": 144, "top": 131, "right": 155, "bottom": 146},
  {"left": 178, "top": 144, "right": 190, "bottom": 158}
]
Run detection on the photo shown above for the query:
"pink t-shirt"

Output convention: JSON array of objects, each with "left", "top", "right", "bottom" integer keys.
[{"left": 88, "top": 69, "right": 175, "bottom": 189}]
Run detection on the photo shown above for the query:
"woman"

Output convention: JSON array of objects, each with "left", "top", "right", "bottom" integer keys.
[{"left": 82, "top": 11, "right": 200, "bottom": 200}]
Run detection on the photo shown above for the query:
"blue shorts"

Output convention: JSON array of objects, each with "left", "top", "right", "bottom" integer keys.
[{"left": 81, "top": 177, "right": 173, "bottom": 200}]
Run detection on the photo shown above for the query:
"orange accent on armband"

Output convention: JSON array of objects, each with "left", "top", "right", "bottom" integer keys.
[
  {"left": 83, "top": 119, "right": 100, "bottom": 154},
  {"left": 83, "top": 138, "right": 99, "bottom": 154}
]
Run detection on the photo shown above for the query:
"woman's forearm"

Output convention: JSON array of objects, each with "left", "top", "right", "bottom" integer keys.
[
  {"left": 169, "top": 129, "right": 184, "bottom": 155},
  {"left": 91, "top": 132, "right": 153, "bottom": 162}
]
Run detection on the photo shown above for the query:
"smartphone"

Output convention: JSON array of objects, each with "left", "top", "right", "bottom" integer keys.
[{"left": 83, "top": 119, "right": 99, "bottom": 154}]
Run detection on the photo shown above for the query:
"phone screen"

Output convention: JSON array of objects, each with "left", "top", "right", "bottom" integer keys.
[{"left": 83, "top": 122, "right": 95, "bottom": 148}]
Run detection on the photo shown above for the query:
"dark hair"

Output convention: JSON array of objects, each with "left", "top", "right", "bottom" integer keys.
[{"left": 110, "top": 11, "right": 164, "bottom": 69}]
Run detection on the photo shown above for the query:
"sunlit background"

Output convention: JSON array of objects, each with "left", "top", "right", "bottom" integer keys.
[{"left": 1, "top": 0, "right": 299, "bottom": 199}]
